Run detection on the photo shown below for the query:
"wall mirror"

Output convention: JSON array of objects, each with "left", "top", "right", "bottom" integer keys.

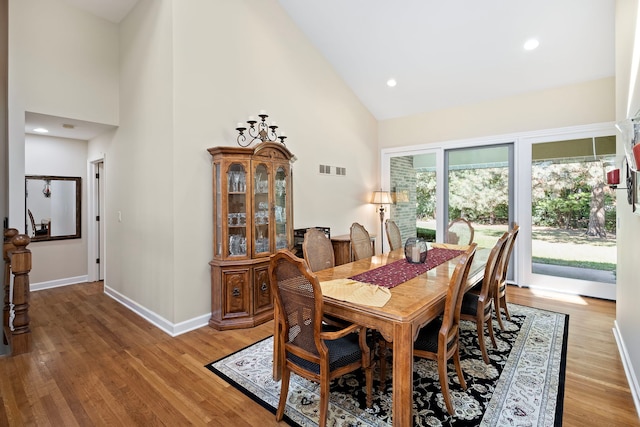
[{"left": 25, "top": 175, "right": 81, "bottom": 241}]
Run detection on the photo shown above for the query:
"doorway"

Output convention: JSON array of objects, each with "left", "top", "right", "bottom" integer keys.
[
  {"left": 88, "top": 158, "right": 105, "bottom": 282},
  {"left": 525, "top": 136, "right": 617, "bottom": 299},
  {"left": 382, "top": 121, "right": 617, "bottom": 300}
]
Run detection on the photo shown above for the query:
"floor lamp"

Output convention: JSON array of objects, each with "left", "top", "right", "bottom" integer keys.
[{"left": 371, "top": 190, "right": 393, "bottom": 253}]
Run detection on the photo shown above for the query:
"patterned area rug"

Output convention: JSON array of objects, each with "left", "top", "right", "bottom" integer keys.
[{"left": 206, "top": 304, "right": 568, "bottom": 426}]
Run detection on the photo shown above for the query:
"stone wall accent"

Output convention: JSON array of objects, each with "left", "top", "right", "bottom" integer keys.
[{"left": 390, "top": 156, "right": 417, "bottom": 243}]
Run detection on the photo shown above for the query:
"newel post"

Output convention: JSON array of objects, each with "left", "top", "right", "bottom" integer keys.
[
  {"left": 2, "top": 228, "right": 19, "bottom": 345},
  {"left": 3, "top": 229, "right": 32, "bottom": 354}
]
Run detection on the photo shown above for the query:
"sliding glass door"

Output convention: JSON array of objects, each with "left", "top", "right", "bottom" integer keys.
[
  {"left": 444, "top": 144, "right": 514, "bottom": 250},
  {"left": 386, "top": 144, "right": 515, "bottom": 261},
  {"left": 525, "top": 136, "right": 617, "bottom": 299},
  {"left": 382, "top": 122, "right": 616, "bottom": 300}
]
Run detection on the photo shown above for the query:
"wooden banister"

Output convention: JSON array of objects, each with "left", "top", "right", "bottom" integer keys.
[{"left": 3, "top": 228, "right": 32, "bottom": 355}]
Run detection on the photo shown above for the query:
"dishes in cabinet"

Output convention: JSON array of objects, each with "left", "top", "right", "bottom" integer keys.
[{"left": 229, "top": 235, "right": 247, "bottom": 256}]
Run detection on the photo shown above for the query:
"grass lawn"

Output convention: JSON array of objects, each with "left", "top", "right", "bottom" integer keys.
[{"left": 417, "top": 221, "right": 616, "bottom": 272}]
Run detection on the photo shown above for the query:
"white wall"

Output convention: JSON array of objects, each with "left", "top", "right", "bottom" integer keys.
[
  {"left": 24, "top": 134, "right": 88, "bottom": 285},
  {"left": 1, "top": 0, "right": 7, "bottom": 229},
  {"left": 8, "top": 0, "right": 377, "bottom": 330},
  {"left": 8, "top": 0, "right": 119, "bottom": 234},
  {"left": 615, "top": 0, "right": 640, "bottom": 414},
  {"left": 379, "top": 77, "right": 614, "bottom": 148},
  {"left": 90, "top": 0, "right": 379, "bottom": 326},
  {"left": 169, "top": 0, "right": 378, "bottom": 322}
]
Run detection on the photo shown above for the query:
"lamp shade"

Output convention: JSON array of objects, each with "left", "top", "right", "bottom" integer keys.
[{"left": 371, "top": 190, "right": 393, "bottom": 205}]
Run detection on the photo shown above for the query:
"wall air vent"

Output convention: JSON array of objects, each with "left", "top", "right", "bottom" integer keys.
[
  {"left": 336, "top": 167, "right": 346, "bottom": 176},
  {"left": 319, "top": 164, "right": 331, "bottom": 175}
]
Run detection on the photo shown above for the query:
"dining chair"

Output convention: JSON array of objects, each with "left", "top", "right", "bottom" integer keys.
[
  {"left": 494, "top": 223, "right": 520, "bottom": 330},
  {"left": 268, "top": 250, "right": 373, "bottom": 427},
  {"left": 302, "top": 228, "right": 335, "bottom": 272},
  {"left": 385, "top": 219, "right": 402, "bottom": 251},
  {"left": 302, "top": 228, "right": 350, "bottom": 328},
  {"left": 350, "top": 222, "right": 373, "bottom": 260},
  {"left": 460, "top": 232, "right": 509, "bottom": 364},
  {"left": 446, "top": 217, "right": 474, "bottom": 245},
  {"left": 27, "top": 209, "right": 50, "bottom": 237},
  {"left": 379, "top": 243, "right": 477, "bottom": 415}
]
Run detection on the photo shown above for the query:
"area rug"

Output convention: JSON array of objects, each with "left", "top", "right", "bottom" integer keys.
[{"left": 206, "top": 304, "right": 568, "bottom": 426}]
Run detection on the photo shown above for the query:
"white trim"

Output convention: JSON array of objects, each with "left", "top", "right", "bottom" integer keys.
[
  {"left": 613, "top": 321, "right": 640, "bottom": 418},
  {"left": 380, "top": 122, "right": 616, "bottom": 157},
  {"left": 103, "top": 285, "right": 210, "bottom": 337},
  {"left": 87, "top": 156, "right": 105, "bottom": 283},
  {"left": 31, "top": 275, "right": 89, "bottom": 292}
]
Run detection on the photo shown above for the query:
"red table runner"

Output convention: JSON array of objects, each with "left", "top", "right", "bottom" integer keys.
[{"left": 348, "top": 247, "right": 464, "bottom": 288}]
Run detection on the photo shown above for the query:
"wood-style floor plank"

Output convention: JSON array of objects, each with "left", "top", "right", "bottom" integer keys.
[{"left": 0, "top": 282, "right": 637, "bottom": 426}]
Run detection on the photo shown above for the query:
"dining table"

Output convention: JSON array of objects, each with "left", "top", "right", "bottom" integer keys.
[{"left": 272, "top": 244, "right": 489, "bottom": 427}]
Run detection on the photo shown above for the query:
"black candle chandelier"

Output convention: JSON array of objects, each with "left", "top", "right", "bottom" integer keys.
[{"left": 235, "top": 110, "right": 287, "bottom": 147}]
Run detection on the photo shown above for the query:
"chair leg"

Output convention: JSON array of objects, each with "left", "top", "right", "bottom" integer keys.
[
  {"left": 365, "top": 365, "right": 373, "bottom": 408},
  {"left": 494, "top": 292, "right": 506, "bottom": 330},
  {"left": 486, "top": 315, "right": 497, "bottom": 349},
  {"left": 453, "top": 347, "right": 467, "bottom": 390},
  {"left": 438, "top": 353, "right": 455, "bottom": 415},
  {"left": 378, "top": 340, "right": 388, "bottom": 391},
  {"left": 276, "top": 368, "right": 291, "bottom": 421},
  {"left": 501, "top": 294, "right": 511, "bottom": 320},
  {"left": 476, "top": 319, "right": 489, "bottom": 364},
  {"left": 319, "top": 379, "right": 330, "bottom": 427}
]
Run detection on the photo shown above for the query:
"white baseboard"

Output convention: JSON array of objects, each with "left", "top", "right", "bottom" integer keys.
[
  {"left": 613, "top": 321, "right": 640, "bottom": 418},
  {"left": 31, "top": 275, "right": 89, "bottom": 292},
  {"left": 103, "top": 284, "right": 210, "bottom": 337}
]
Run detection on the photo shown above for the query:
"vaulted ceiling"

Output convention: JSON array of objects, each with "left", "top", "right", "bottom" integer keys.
[{"left": 37, "top": 0, "right": 615, "bottom": 139}]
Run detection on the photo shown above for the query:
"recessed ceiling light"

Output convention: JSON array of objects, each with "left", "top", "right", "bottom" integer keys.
[
  {"left": 386, "top": 78, "right": 397, "bottom": 87},
  {"left": 33, "top": 128, "right": 49, "bottom": 133},
  {"left": 524, "top": 39, "right": 539, "bottom": 51}
]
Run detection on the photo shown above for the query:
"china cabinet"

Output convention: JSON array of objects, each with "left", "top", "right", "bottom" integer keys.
[{"left": 208, "top": 142, "right": 294, "bottom": 330}]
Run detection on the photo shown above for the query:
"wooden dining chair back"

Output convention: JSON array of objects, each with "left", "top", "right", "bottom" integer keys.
[
  {"left": 446, "top": 217, "right": 474, "bottom": 245},
  {"left": 302, "top": 228, "right": 335, "bottom": 272},
  {"left": 494, "top": 223, "right": 520, "bottom": 330},
  {"left": 379, "top": 243, "right": 477, "bottom": 415},
  {"left": 460, "top": 232, "right": 509, "bottom": 364},
  {"left": 385, "top": 219, "right": 402, "bottom": 251},
  {"left": 268, "top": 250, "right": 372, "bottom": 427},
  {"left": 28, "top": 209, "right": 49, "bottom": 237},
  {"left": 350, "top": 222, "right": 373, "bottom": 261}
]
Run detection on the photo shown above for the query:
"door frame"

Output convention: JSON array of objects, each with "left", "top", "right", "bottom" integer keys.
[
  {"left": 518, "top": 123, "right": 617, "bottom": 300},
  {"left": 87, "top": 156, "right": 105, "bottom": 283}
]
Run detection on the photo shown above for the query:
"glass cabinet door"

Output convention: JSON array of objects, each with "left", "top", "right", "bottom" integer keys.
[
  {"left": 274, "top": 166, "right": 288, "bottom": 250},
  {"left": 214, "top": 163, "right": 222, "bottom": 257},
  {"left": 227, "top": 163, "right": 247, "bottom": 257},
  {"left": 254, "top": 163, "right": 270, "bottom": 255}
]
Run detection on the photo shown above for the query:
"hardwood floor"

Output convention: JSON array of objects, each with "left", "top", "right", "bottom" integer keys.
[{"left": 0, "top": 282, "right": 637, "bottom": 426}]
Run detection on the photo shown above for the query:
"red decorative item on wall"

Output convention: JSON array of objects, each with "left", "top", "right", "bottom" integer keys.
[
  {"left": 607, "top": 168, "right": 620, "bottom": 185},
  {"left": 633, "top": 143, "right": 640, "bottom": 171}
]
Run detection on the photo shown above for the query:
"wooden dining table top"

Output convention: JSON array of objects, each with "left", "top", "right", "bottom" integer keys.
[{"left": 314, "top": 246, "right": 489, "bottom": 340}]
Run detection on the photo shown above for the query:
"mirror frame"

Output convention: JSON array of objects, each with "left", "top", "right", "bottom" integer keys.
[{"left": 25, "top": 175, "right": 82, "bottom": 242}]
